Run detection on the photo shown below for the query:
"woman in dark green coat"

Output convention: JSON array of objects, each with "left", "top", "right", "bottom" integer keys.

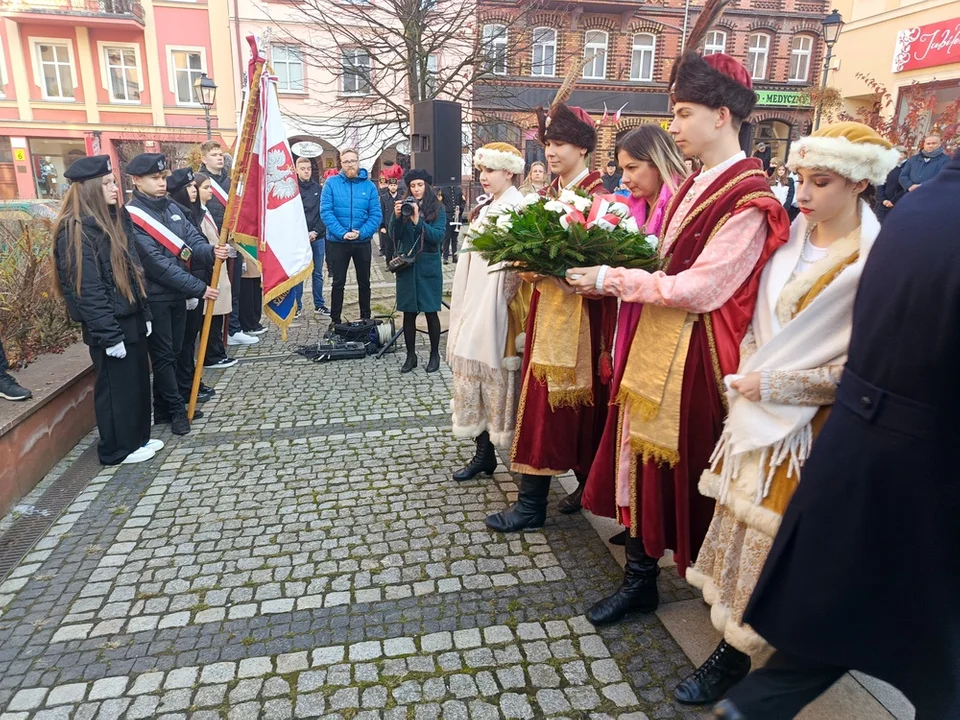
[{"left": 389, "top": 169, "right": 447, "bottom": 374}]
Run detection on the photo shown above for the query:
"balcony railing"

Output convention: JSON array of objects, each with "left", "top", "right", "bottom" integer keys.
[{"left": 0, "top": 0, "right": 145, "bottom": 24}]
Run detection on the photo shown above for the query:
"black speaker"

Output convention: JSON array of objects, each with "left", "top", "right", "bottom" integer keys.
[{"left": 410, "top": 100, "right": 462, "bottom": 186}]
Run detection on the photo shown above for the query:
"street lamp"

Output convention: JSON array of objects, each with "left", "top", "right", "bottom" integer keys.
[
  {"left": 193, "top": 72, "right": 218, "bottom": 140},
  {"left": 814, "top": 9, "right": 844, "bottom": 131}
]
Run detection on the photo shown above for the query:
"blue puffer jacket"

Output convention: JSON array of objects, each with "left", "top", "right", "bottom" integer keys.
[{"left": 320, "top": 168, "right": 383, "bottom": 243}]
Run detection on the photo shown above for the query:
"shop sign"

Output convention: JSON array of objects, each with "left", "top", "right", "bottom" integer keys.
[
  {"left": 13, "top": 149, "right": 25, "bottom": 162},
  {"left": 892, "top": 17, "right": 960, "bottom": 73},
  {"left": 756, "top": 90, "right": 808, "bottom": 107}
]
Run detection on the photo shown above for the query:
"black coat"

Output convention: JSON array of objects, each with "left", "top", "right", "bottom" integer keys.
[
  {"left": 54, "top": 213, "right": 152, "bottom": 348},
  {"left": 299, "top": 178, "right": 324, "bottom": 236},
  {"left": 128, "top": 191, "right": 214, "bottom": 303},
  {"left": 744, "top": 151, "right": 960, "bottom": 718},
  {"left": 200, "top": 164, "right": 231, "bottom": 229},
  {"left": 379, "top": 188, "right": 403, "bottom": 234},
  {"left": 874, "top": 163, "right": 905, "bottom": 221}
]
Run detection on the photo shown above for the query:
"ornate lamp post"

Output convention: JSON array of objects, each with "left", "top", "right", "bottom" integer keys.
[
  {"left": 193, "top": 72, "right": 218, "bottom": 140},
  {"left": 814, "top": 9, "right": 844, "bottom": 131}
]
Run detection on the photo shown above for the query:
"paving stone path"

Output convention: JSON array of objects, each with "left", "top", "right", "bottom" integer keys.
[{"left": 0, "top": 263, "right": 703, "bottom": 719}]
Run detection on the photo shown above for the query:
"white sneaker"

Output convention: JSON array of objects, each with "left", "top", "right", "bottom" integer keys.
[
  {"left": 121, "top": 446, "right": 156, "bottom": 464},
  {"left": 228, "top": 331, "right": 260, "bottom": 345},
  {"left": 143, "top": 439, "right": 164, "bottom": 453}
]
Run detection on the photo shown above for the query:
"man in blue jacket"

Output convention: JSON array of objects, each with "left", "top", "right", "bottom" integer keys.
[
  {"left": 899, "top": 133, "right": 949, "bottom": 193},
  {"left": 320, "top": 148, "right": 382, "bottom": 325}
]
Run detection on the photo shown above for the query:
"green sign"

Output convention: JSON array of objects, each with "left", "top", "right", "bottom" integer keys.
[{"left": 755, "top": 90, "right": 809, "bottom": 107}]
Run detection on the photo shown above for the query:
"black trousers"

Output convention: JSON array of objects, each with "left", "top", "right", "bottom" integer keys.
[
  {"left": 379, "top": 229, "right": 395, "bottom": 261},
  {"left": 89, "top": 339, "right": 151, "bottom": 464},
  {"left": 206, "top": 315, "right": 227, "bottom": 363},
  {"left": 148, "top": 300, "right": 187, "bottom": 420},
  {"left": 327, "top": 241, "right": 372, "bottom": 324},
  {"left": 228, "top": 258, "right": 243, "bottom": 335},
  {"left": 0, "top": 337, "right": 8, "bottom": 374},
  {"left": 725, "top": 650, "right": 846, "bottom": 718},
  {"left": 442, "top": 223, "right": 458, "bottom": 260},
  {"left": 239, "top": 277, "right": 262, "bottom": 332},
  {"left": 177, "top": 301, "right": 203, "bottom": 400}
]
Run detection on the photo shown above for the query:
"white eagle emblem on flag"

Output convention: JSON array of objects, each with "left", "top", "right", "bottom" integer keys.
[{"left": 265, "top": 142, "right": 298, "bottom": 209}]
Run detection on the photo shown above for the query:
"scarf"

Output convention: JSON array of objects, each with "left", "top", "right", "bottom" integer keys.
[{"left": 711, "top": 200, "right": 879, "bottom": 502}]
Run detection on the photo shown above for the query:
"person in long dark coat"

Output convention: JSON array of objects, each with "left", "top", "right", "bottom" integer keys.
[
  {"left": 712, "top": 148, "right": 960, "bottom": 720},
  {"left": 389, "top": 168, "right": 446, "bottom": 374}
]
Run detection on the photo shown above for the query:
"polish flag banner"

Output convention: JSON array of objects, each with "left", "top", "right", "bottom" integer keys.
[{"left": 232, "top": 35, "right": 313, "bottom": 338}]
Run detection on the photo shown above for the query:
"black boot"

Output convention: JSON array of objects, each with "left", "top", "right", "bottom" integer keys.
[
  {"left": 674, "top": 640, "right": 751, "bottom": 705},
  {"left": 400, "top": 353, "right": 417, "bottom": 373},
  {"left": 425, "top": 352, "right": 440, "bottom": 373},
  {"left": 485, "top": 474, "right": 549, "bottom": 532},
  {"left": 608, "top": 530, "right": 628, "bottom": 546},
  {"left": 557, "top": 473, "right": 586, "bottom": 514},
  {"left": 453, "top": 431, "right": 497, "bottom": 481},
  {"left": 586, "top": 535, "right": 660, "bottom": 625},
  {"left": 171, "top": 414, "right": 191, "bottom": 436}
]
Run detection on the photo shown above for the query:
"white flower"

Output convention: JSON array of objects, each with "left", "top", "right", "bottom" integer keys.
[
  {"left": 570, "top": 195, "right": 593, "bottom": 213},
  {"left": 496, "top": 214, "right": 514, "bottom": 231},
  {"left": 646, "top": 234, "right": 660, "bottom": 251},
  {"left": 558, "top": 189, "right": 579, "bottom": 205},
  {"left": 543, "top": 200, "right": 567, "bottom": 214},
  {"left": 622, "top": 216, "right": 640, "bottom": 234},
  {"left": 608, "top": 202, "right": 630, "bottom": 218},
  {"left": 519, "top": 193, "right": 542, "bottom": 208},
  {"left": 596, "top": 217, "right": 618, "bottom": 232}
]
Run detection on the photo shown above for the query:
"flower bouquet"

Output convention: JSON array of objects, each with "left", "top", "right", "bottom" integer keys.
[{"left": 467, "top": 189, "right": 661, "bottom": 277}]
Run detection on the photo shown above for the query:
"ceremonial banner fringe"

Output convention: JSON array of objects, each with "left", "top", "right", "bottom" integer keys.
[{"left": 529, "top": 281, "right": 593, "bottom": 409}]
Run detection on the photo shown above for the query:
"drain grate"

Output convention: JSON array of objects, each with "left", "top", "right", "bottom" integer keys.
[{"left": 0, "top": 444, "right": 103, "bottom": 582}]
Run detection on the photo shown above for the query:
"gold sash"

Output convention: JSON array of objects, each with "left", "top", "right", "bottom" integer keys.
[
  {"left": 617, "top": 305, "right": 695, "bottom": 467},
  {"left": 529, "top": 281, "right": 593, "bottom": 409}
]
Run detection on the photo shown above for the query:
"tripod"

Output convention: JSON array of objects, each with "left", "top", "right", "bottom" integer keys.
[{"left": 375, "top": 298, "right": 450, "bottom": 360}]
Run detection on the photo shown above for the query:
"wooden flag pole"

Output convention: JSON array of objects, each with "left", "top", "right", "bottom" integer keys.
[{"left": 188, "top": 58, "right": 266, "bottom": 422}]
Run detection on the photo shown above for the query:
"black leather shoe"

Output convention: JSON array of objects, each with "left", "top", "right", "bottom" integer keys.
[
  {"left": 425, "top": 352, "right": 440, "bottom": 373},
  {"left": 200, "top": 383, "right": 216, "bottom": 396},
  {"left": 674, "top": 641, "right": 751, "bottom": 705},
  {"left": 400, "top": 353, "right": 417, "bottom": 373},
  {"left": 557, "top": 475, "right": 586, "bottom": 514},
  {"left": 485, "top": 474, "right": 550, "bottom": 532},
  {"left": 711, "top": 699, "right": 747, "bottom": 719},
  {"left": 608, "top": 530, "right": 628, "bottom": 546},
  {"left": 453, "top": 431, "right": 497, "bottom": 481},
  {"left": 171, "top": 415, "right": 190, "bottom": 436},
  {"left": 586, "top": 535, "right": 660, "bottom": 625},
  {"left": 192, "top": 409, "right": 204, "bottom": 419}
]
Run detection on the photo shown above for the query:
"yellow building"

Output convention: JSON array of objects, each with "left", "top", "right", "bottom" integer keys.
[{"left": 829, "top": 0, "right": 959, "bottom": 145}]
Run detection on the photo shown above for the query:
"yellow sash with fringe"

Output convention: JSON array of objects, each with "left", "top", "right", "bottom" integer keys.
[
  {"left": 529, "top": 281, "right": 593, "bottom": 409},
  {"left": 617, "top": 306, "right": 695, "bottom": 467}
]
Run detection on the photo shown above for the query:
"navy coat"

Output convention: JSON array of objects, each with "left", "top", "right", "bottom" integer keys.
[
  {"left": 744, "top": 151, "right": 960, "bottom": 718},
  {"left": 390, "top": 206, "right": 446, "bottom": 313}
]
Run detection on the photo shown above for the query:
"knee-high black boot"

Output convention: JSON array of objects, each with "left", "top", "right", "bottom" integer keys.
[
  {"left": 425, "top": 312, "right": 441, "bottom": 373},
  {"left": 586, "top": 535, "right": 660, "bottom": 625},
  {"left": 557, "top": 471, "right": 587, "bottom": 514},
  {"left": 485, "top": 474, "right": 549, "bottom": 532},
  {"left": 400, "top": 312, "right": 418, "bottom": 373},
  {"left": 453, "top": 431, "right": 497, "bottom": 481},
  {"left": 674, "top": 640, "right": 751, "bottom": 705}
]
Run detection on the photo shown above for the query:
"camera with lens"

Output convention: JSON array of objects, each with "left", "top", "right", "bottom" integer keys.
[{"left": 400, "top": 197, "right": 418, "bottom": 220}]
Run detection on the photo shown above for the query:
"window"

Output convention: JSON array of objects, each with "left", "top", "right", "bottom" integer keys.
[
  {"left": 630, "top": 33, "right": 656, "bottom": 82},
  {"left": 482, "top": 24, "right": 507, "bottom": 76},
  {"left": 36, "top": 42, "right": 75, "bottom": 100},
  {"left": 425, "top": 53, "right": 438, "bottom": 96},
  {"left": 0, "top": 37, "right": 7, "bottom": 98},
  {"left": 531, "top": 27, "right": 556, "bottom": 77},
  {"left": 703, "top": 30, "right": 726, "bottom": 56},
  {"left": 583, "top": 30, "right": 607, "bottom": 80},
  {"left": 272, "top": 45, "right": 304, "bottom": 93},
  {"left": 169, "top": 48, "right": 204, "bottom": 105},
  {"left": 747, "top": 33, "right": 770, "bottom": 80},
  {"left": 103, "top": 45, "right": 141, "bottom": 103},
  {"left": 789, "top": 35, "right": 813, "bottom": 82},
  {"left": 341, "top": 49, "right": 371, "bottom": 95}
]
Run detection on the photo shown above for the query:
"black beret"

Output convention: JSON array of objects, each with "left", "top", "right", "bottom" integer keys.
[
  {"left": 403, "top": 168, "right": 433, "bottom": 187},
  {"left": 126, "top": 153, "right": 167, "bottom": 177},
  {"left": 63, "top": 155, "right": 112, "bottom": 182},
  {"left": 167, "top": 167, "right": 195, "bottom": 194}
]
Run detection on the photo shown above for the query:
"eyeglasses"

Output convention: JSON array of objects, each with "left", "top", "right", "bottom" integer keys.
[{"left": 341, "top": 159, "right": 359, "bottom": 165}]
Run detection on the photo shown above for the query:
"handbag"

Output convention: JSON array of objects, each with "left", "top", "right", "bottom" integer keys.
[{"left": 387, "top": 227, "right": 424, "bottom": 274}]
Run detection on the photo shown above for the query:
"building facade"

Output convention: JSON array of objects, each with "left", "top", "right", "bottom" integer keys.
[
  {"left": 474, "top": 0, "right": 831, "bottom": 169},
  {"left": 0, "top": 0, "right": 238, "bottom": 200}
]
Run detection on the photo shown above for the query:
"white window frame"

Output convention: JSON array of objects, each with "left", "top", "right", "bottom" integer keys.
[
  {"left": 482, "top": 24, "right": 508, "bottom": 76},
  {"left": 583, "top": 30, "right": 608, "bottom": 80},
  {"left": 30, "top": 37, "right": 78, "bottom": 102},
  {"left": 97, "top": 41, "right": 142, "bottom": 104},
  {"left": 341, "top": 48, "right": 371, "bottom": 96},
  {"left": 531, "top": 27, "right": 556, "bottom": 77},
  {"left": 425, "top": 53, "right": 439, "bottom": 96},
  {"left": 0, "top": 36, "right": 7, "bottom": 98},
  {"left": 167, "top": 45, "right": 207, "bottom": 106},
  {"left": 703, "top": 30, "right": 726, "bottom": 56},
  {"left": 747, "top": 33, "right": 771, "bottom": 80},
  {"left": 789, "top": 35, "right": 813, "bottom": 82},
  {"left": 630, "top": 33, "right": 656, "bottom": 82},
  {"left": 271, "top": 44, "right": 305, "bottom": 94}
]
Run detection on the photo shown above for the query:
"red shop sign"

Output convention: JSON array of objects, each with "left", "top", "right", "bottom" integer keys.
[{"left": 892, "top": 17, "right": 960, "bottom": 72}]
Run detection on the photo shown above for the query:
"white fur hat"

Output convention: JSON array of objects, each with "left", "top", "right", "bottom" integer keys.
[
  {"left": 788, "top": 121, "right": 900, "bottom": 186},
  {"left": 474, "top": 142, "right": 525, "bottom": 175}
]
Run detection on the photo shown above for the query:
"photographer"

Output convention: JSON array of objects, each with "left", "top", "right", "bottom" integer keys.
[{"left": 389, "top": 168, "right": 446, "bottom": 374}]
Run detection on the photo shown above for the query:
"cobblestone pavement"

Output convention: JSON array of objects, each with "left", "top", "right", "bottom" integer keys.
[{"left": 0, "top": 262, "right": 703, "bottom": 719}]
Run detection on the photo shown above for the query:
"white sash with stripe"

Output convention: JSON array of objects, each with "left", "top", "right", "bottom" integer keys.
[
  {"left": 127, "top": 205, "right": 192, "bottom": 264},
  {"left": 209, "top": 177, "right": 228, "bottom": 206}
]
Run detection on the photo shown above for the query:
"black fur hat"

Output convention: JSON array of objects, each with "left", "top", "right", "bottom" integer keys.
[
  {"left": 670, "top": 52, "right": 757, "bottom": 121},
  {"left": 537, "top": 103, "right": 597, "bottom": 153}
]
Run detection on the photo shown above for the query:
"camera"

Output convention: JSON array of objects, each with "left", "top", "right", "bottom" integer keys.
[{"left": 400, "top": 197, "right": 417, "bottom": 220}]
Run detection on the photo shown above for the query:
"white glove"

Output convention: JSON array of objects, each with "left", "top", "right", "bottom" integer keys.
[
  {"left": 186, "top": 298, "right": 199, "bottom": 311},
  {"left": 227, "top": 245, "right": 238, "bottom": 258},
  {"left": 242, "top": 262, "right": 247, "bottom": 273},
  {"left": 146, "top": 321, "right": 152, "bottom": 337},
  {"left": 106, "top": 342, "right": 127, "bottom": 359}
]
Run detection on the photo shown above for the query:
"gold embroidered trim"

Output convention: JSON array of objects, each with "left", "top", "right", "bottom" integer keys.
[
  {"left": 629, "top": 431, "right": 639, "bottom": 538},
  {"left": 671, "top": 170, "right": 767, "bottom": 246},
  {"left": 703, "top": 313, "right": 729, "bottom": 412},
  {"left": 614, "top": 403, "right": 624, "bottom": 519},
  {"left": 736, "top": 190, "right": 777, "bottom": 207},
  {"left": 509, "top": 318, "right": 536, "bottom": 467},
  {"left": 705, "top": 213, "right": 732, "bottom": 248}
]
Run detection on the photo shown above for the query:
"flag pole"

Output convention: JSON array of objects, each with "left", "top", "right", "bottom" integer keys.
[{"left": 188, "top": 56, "right": 266, "bottom": 422}]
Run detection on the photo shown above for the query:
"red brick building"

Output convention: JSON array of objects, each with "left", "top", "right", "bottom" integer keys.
[{"left": 474, "top": 0, "right": 830, "bottom": 169}]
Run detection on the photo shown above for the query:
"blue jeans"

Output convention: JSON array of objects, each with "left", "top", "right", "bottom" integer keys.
[
  {"left": 292, "top": 283, "right": 303, "bottom": 312},
  {"left": 311, "top": 237, "right": 327, "bottom": 310}
]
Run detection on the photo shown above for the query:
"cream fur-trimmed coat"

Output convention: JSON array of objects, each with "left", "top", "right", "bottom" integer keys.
[{"left": 447, "top": 185, "right": 528, "bottom": 447}]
